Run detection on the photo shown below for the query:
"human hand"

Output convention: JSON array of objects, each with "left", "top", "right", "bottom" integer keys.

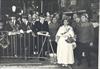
[{"left": 32, "top": 32, "right": 36, "bottom": 37}]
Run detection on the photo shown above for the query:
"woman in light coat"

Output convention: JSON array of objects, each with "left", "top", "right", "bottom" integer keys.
[{"left": 55, "top": 19, "right": 76, "bottom": 67}]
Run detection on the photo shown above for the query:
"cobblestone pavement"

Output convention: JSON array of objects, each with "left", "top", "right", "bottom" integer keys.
[{"left": 0, "top": 53, "right": 98, "bottom": 69}]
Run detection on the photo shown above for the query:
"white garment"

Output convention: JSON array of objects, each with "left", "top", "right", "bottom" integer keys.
[{"left": 56, "top": 25, "right": 75, "bottom": 65}]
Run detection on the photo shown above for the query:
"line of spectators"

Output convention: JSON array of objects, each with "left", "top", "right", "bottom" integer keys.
[{"left": 0, "top": 11, "right": 99, "bottom": 68}]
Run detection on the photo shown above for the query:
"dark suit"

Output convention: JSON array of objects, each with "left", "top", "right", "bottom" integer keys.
[
  {"left": 35, "top": 21, "right": 49, "bottom": 58},
  {"left": 5, "top": 22, "right": 13, "bottom": 31},
  {"left": 5, "top": 20, "right": 19, "bottom": 57},
  {"left": 19, "top": 21, "right": 32, "bottom": 57},
  {"left": 30, "top": 21, "right": 37, "bottom": 55},
  {"left": 76, "top": 22, "right": 94, "bottom": 66}
]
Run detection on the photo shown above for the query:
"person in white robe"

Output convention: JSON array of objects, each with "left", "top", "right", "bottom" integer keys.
[{"left": 55, "top": 19, "right": 76, "bottom": 67}]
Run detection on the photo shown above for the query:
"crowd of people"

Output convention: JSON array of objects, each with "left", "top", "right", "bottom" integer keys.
[{"left": 0, "top": 10, "right": 98, "bottom": 68}]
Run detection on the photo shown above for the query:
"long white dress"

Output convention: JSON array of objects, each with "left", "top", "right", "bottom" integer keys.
[{"left": 56, "top": 25, "right": 76, "bottom": 65}]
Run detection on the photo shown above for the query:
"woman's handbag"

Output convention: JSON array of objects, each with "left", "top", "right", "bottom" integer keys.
[{"left": 65, "top": 37, "right": 75, "bottom": 43}]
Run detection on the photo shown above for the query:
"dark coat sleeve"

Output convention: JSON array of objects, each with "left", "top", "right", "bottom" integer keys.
[
  {"left": 35, "top": 21, "right": 41, "bottom": 32},
  {"left": 31, "top": 24, "right": 37, "bottom": 34},
  {"left": 20, "top": 23, "right": 26, "bottom": 31},
  {"left": 4, "top": 23, "right": 13, "bottom": 31},
  {"left": 89, "top": 23, "right": 94, "bottom": 42},
  {"left": 43, "top": 21, "right": 49, "bottom": 32},
  {"left": 20, "top": 22, "right": 31, "bottom": 31}
]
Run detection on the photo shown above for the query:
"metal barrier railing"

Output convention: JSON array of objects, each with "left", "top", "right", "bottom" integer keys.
[{"left": 0, "top": 31, "right": 55, "bottom": 61}]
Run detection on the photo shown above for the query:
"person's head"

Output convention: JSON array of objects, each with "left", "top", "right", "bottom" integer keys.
[
  {"left": 12, "top": 5, "right": 16, "bottom": 12},
  {"left": 83, "top": 13, "right": 89, "bottom": 18},
  {"left": 75, "top": 17, "right": 80, "bottom": 23},
  {"left": 22, "top": 17, "right": 28, "bottom": 23},
  {"left": 32, "top": 14, "right": 36, "bottom": 20},
  {"left": 55, "top": 13, "right": 60, "bottom": 19},
  {"left": 63, "top": 19, "right": 69, "bottom": 26},
  {"left": 51, "top": 14, "right": 54, "bottom": 18},
  {"left": 40, "top": 16, "right": 45, "bottom": 23},
  {"left": 81, "top": 15, "right": 88, "bottom": 23},
  {"left": 35, "top": 11, "right": 39, "bottom": 18},
  {"left": 45, "top": 15, "right": 51, "bottom": 22},
  {"left": 28, "top": 14, "right": 32, "bottom": 21},
  {"left": 62, "top": 14, "right": 68, "bottom": 21},
  {"left": 73, "top": 13, "right": 78, "bottom": 20},
  {"left": 52, "top": 17, "right": 57, "bottom": 24}
]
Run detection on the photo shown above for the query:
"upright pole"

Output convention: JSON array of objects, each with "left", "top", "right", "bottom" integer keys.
[
  {"left": 0, "top": 0, "right": 1, "bottom": 20},
  {"left": 99, "top": 9, "right": 100, "bottom": 69},
  {"left": 41, "top": 0, "right": 43, "bottom": 14},
  {"left": 23, "top": 0, "right": 26, "bottom": 14}
]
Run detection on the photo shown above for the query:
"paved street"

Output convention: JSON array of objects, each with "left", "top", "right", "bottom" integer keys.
[
  {"left": 0, "top": 55, "right": 98, "bottom": 69},
  {"left": 0, "top": 51, "right": 98, "bottom": 69}
]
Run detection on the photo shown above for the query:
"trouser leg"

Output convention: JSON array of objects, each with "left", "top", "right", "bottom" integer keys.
[
  {"left": 84, "top": 43, "right": 92, "bottom": 66},
  {"left": 50, "top": 41, "right": 57, "bottom": 53},
  {"left": 77, "top": 42, "right": 83, "bottom": 64}
]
